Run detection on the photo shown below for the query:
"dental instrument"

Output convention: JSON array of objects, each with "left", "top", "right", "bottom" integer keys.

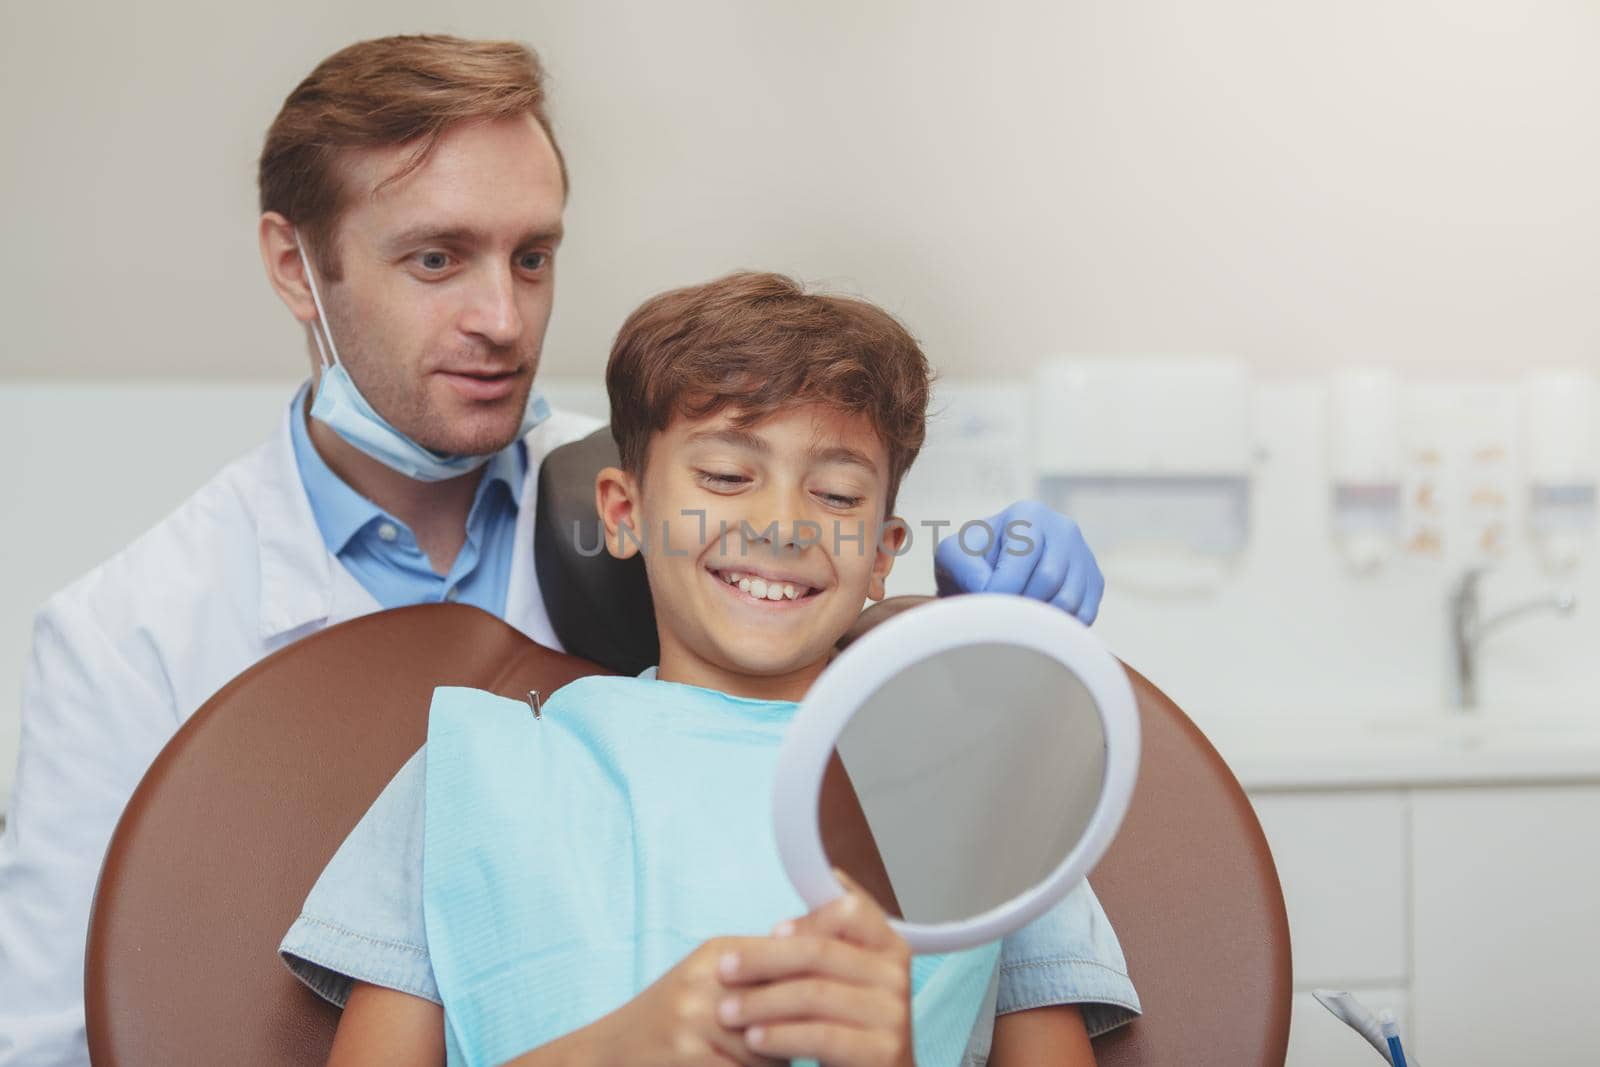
[
  {"left": 1312, "top": 989, "right": 1421, "bottom": 1065},
  {"left": 1380, "top": 1008, "right": 1409, "bottom": 1067}
]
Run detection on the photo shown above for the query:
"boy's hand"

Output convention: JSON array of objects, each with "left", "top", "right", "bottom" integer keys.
[
  {"left": 717, "top": 871, "right": 915, "bottom": 1067},
  {"left": 599, "top": 938, "right": 787, "bottom": 1067}
]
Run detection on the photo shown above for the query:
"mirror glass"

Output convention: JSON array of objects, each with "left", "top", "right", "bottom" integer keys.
[
  {"left": 773, "top": 594, "right": 1139, "bottom": 952},
  {"left": 818, "top": 643, "right": 1108, "bottom": 923}
]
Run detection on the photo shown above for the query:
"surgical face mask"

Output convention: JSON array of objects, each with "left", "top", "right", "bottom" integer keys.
[{"left": 292, "top": 230, "right": 551, "bottom": 482}]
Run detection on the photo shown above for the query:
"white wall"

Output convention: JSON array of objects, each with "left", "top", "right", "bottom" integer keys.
[
  {"left": 2, "top": 1, "right": 1599, "bottom": 386},
  {"left": 0, "top": 383, "right": 300, "bottom": 809},
  {"left": 6, "top": 374, "right": 1598, "bottom": 809},
  {"left": 902, "top": 375, "right": 1600, "bottom": 721}
]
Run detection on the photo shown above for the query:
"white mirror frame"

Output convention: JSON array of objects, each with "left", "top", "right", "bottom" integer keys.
[{"left": 772, "top": 593, "right": 1142, "bottom": 953}]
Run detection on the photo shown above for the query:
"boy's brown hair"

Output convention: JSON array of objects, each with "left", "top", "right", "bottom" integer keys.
[
  {"left": 606, "top": 272, "right": 932, "bottom": 518},
  {"left": 258, "top": 34, "right": 566, "bottom": 282}
]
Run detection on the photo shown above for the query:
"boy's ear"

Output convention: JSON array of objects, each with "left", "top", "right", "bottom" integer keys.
[
  {"left": 595, "top": 466, "right": 644, "bottom": 560},
  {"left": 866, "top": 516, "right": 909, "bottom": 602}
]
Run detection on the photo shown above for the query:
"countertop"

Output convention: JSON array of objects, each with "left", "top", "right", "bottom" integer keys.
[{"left": 1194, "top": 709, "right": 1600, "bottom": 791}]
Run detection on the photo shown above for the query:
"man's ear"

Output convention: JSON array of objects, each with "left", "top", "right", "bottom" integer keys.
[
  {"left": 258, "top": 212, "right": 319, "bottom": 324},
  {"left": 866, "top": 516, "right": 909, "bottom": 602},
  {"left": 595, "top": 466, "right": 645, "bottom": 560}
]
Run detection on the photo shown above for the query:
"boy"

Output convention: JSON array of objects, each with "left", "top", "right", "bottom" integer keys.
[{"left": 280, "top": 272, "right": 1139, "bottom": 1065}]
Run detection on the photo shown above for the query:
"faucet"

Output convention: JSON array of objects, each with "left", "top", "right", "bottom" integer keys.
[{"left": 1450, "top": 568, "right": 1577, "bottom": 709}]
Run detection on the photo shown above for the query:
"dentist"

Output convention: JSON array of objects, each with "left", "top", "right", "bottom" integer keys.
[{"left": 0, "top": 34, "right": 1105, "bottom": 1067}]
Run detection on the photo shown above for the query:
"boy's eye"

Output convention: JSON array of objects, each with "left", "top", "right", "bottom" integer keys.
[
  {"left": 696, "top": 470, "right": 748, "bottom": 488},
  {"left": 694, "top": 470, "right": 861, "bottom": 507}
]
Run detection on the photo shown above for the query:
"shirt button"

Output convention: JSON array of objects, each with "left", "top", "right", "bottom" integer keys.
[
  {"left": 445, "top": 586, "right": 460, "bottom": 602},
  {"left": 377, "top": 522, "right": 399, "bottom": 542}
]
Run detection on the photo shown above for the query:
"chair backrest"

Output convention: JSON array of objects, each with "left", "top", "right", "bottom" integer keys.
[
  {"left": 84, "top": 605, "right": 610, "bottom": 1065},
  {"left": 1090, "top": 661, "right": 1292, "bottom": 1065},
  {"left": 841, "top": 597, "right": 1294, "bottom": 1066},
  {"left": 85, "top": 428, "right": 1291, "bottom": 1065}
]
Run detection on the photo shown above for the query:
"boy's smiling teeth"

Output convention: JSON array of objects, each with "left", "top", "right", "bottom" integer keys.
[{"left": 713, "top": 568, "right": 816, "bottom": 602}]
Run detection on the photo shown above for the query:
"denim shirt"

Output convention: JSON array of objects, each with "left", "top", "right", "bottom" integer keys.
[{"left": 282, "top": 744, "right": 1140, "bottom": 1061}]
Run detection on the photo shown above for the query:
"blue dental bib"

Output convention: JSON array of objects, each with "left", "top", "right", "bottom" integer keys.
[{"left": 422, "top": 675, "right": 1000, "bottom": 1067}]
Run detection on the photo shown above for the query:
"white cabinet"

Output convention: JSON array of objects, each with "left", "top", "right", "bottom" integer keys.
[
  {"left": 1251, "top": 784, "right": 1600, "bottom": 1067},
  {"left": 1251, "top": 792, "right": 1409, "bottom": 987},
  {"left": 1410, "top": 786, "right": 1600, "bottom": 1064},
  {"left": 1252, "top": 792, "right": 1412, "bottom": 1066}
]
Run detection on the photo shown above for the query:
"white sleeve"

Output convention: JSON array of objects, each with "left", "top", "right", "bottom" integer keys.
[{"left": 0, "top": 591, "right": 179, "bottom": 1067}]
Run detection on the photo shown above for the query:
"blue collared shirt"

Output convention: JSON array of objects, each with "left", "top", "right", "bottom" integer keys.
[{"left": 287, "top": 383, "right": 527, "bottom": 616}]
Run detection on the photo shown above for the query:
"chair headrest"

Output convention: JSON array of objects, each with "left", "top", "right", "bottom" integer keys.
[{"left": 534, "top": 426, "right": 661, "bottom": 675}]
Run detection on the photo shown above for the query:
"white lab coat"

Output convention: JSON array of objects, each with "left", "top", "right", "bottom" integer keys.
[{"left": 0, "top": 396, "right": 603, "bottom": 1067}]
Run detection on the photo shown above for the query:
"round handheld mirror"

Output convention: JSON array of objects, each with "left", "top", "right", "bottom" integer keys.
[{"left": 772, "top": 594, "right": 1140, "bottom": 953}]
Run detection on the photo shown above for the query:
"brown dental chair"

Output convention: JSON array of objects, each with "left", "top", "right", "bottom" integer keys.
[{"left": 83, "top": 429, "right": 1292, "bottom": 1066}]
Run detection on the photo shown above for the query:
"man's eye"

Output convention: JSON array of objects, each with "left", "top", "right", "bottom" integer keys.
[
  {"left": 418, "top": 251, "right": 451, "bottom": 271},
  {"left": 519, "top": 251, "right": 550, "bottom": 271}
]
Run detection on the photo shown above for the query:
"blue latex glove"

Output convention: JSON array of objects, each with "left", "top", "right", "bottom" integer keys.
[{"left": 933, "top": 500, "right": 1105, "bottom": 624}]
